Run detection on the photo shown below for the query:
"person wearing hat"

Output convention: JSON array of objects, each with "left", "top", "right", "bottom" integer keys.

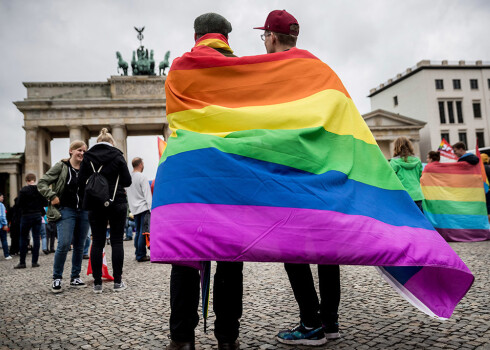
[
  {"left": 254, "top": 10, "right": 341, "bottom": 346},
  {"left": 165, "top": 13, "right": 243, "bottom": 350}
]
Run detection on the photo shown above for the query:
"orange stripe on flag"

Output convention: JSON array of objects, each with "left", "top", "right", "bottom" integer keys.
[
  {"left": 166, "top": 59, "right": 349, "bottom": 114},
  {"left": 421, "top": 172, "right": 483, "bottom": 188}
]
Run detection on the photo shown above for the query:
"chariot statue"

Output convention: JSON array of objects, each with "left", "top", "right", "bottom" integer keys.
[{"left": 115, "top": 26, "right": 170, "bottom": 76}]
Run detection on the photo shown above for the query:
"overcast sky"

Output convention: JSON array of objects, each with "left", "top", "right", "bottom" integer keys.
[{"left": 1, "top": 0, "right": 489, "bottom": 179}]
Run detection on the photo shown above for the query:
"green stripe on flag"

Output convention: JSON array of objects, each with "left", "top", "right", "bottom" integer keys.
[{"left": 160, "top": 127, "right": 403, "bottom": 191}]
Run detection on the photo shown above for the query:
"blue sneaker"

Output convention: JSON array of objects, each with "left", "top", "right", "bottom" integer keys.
[{"left": 276, "top": 322, "right": 327, "bottom": 346}]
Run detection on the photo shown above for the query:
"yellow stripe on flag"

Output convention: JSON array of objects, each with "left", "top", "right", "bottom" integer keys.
[
  {"left": 421, "top": 186, "right": 485, "bottom": 202},
  {"left": 167, "top": 89, "right": 377, "bottom": 145}
]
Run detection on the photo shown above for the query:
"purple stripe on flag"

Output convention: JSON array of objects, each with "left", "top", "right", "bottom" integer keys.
[
  {"left": 150, "top": 203, "right": 474, "bottom": 318},
  {"left": 150, "top": 203, "right": 470, "bottom": 271},
  {"left": 436, "top": 228, "right": 490, "bottom": 242},
  {"left": 403, "top": 266, "right": 473, "bottom": 318}
]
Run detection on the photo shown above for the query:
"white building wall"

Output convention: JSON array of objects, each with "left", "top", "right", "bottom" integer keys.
[{"left": 369, "top": 63, "right": 490, "bottom": 157}]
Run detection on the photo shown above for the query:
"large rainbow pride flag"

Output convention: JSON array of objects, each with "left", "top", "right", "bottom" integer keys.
[
  {"left": 151, "top": 34, "right": 474, "bottom": 319},
  {"left": 421, "top": 161, "right": 490, "bottom": 242}
]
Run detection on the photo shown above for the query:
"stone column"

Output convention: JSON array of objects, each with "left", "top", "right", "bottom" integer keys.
[
  {"left": 388, "top": 140, "right": 395, "bottom": 159},
  {"left": 69, "top": 126, "right": 83, "bottom": 143},
  {"left": 9, "top": 173, "right": 18, "bottom": 207},
  {"left": 412, "top": 139, "right": 421, "bottom": 159},
  {"left": 24, "top": 126, "right": 40, "bottom": 178},
  {"left": 38, "top": 128, "right": 52, "bottom": 174},
  {"left": 111, "top": 124, "right": 127, "bottom": 159},
  {"left": 70, "top": 126, "right": 90, "bottom": 148}
]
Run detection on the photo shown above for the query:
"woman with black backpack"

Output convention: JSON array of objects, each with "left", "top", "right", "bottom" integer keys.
[{"left": 79, "top": 128, "right": 131, "bottom": 293}]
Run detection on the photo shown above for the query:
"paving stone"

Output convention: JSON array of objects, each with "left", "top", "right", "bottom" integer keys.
[{"left": 0, "top": 240, "right": 489, "bottom": 349}]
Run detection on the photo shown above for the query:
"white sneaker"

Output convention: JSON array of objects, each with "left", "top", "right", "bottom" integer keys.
[
  {"left": 70, "top": 277, "right": 87, "bottom": 288},
  {"left": 52, "top": 279, "right": 62, "bottom": 294},
  {"left": 5, "top": 256, "right": 12, "bottom": 260}
]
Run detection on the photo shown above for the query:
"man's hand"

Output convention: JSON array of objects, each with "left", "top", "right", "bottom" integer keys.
[
  {"left": 51, "top": 197, "right": 60, "bottom": 206},
  {"left": 2, "top": 225, "right": 8, "bottom": 231}
]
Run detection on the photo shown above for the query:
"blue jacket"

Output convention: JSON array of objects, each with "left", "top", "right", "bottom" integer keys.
[{"left": 0, "top": 202, "right": 7, "bottom": 226}]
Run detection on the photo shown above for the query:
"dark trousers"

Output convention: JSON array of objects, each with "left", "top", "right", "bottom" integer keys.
[
  {"left": 414, "top": 200, "right": 424, "bottom": 213},
  {"left": 45, "top": 221, "right": 57, "bottom": 251},
  {"left": 284, "top": 263, "right": 340, "bottom": 327},
  {"left": 0, "top": 229, "right": 9, "bottom": 257},
  {"left": 133, "top": 211, "right": 148, "bottom": 261},
  {"left": 9, "top": 223, "right": 20, "bottom": 255},
  {"left": 170, "top": 261, "right": 243, "bottom": 343},
  {"left": 19, "top": 214, "right": 42, "bottom": 265},
  {"left": 89, "top": 203, "right": 127, "bottom": 284}
]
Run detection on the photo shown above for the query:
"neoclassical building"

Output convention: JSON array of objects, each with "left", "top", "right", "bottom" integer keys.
[
  {"left": 1, "top": 76, "right": 168, "bottom": 207},
  {"left": 369, "top": 60, "right": 490, "bottom": 157}
]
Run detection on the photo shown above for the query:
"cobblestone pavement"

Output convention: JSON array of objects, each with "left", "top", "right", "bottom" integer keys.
[{"left": 0, "top": 240, "right": 489, "bottom": 350}]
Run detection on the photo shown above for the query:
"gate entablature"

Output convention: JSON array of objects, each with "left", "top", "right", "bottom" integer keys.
[{"left": 14, "top": 76, "right": 169, "bottom": 178}]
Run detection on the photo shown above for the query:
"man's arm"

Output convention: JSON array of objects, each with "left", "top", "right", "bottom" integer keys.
[{"left": 140, "top": 175, "right": 152, "bottom": 211}]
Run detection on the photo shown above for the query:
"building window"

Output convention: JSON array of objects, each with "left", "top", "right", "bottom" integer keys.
[
  {"left": 473, "top": 102, "right": 482, "bottom": 118},
  {"left": 438, "top": 101, "right": 446, "bottom": 123},
  {"left": 456, "top": 101, "right": 464, "bottom": 123},
  {"left": 441, "top": 132, "right": 450, "bottom": 143},
  {"left": 393, "top": 96, "right": 398, "bottom": 106},
  {"left": 458, "top": 132, "right": 467, "bottom": 145},
  {"left": 470, "top": 79, "right": 478, "bottom": 90},
  {"left": 447, "top": 101, "right": 455, "bottom": 123},
  {"left": 435, "top": 79, "right": 444, "bottom": 90},
  {"left": 488, "top": 79, "right": 490, "bottom": 89},
  {"left": 453, "top": 79, "right": 461, "bottom": 89},
  {"left": 476, "top": 131, "right": 485, "bottom": 147}
]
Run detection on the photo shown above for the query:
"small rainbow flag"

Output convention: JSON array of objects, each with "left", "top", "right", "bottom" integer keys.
[
  {"left": 157, "top": 137, "right": 167, "bottom": 159},
  {"left": 421, "top": 161, "right": 490, "bottom": 242},
  {"left": 151, "top": 34, "right": 473, "bottom": 319},
  {"left": 438, "top": 139, "right": 458, "bottom": 161}
]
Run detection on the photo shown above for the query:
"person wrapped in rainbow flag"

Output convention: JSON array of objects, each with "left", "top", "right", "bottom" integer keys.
[{"left": 151, "top": 10, "right": 474, "bottom": 350}]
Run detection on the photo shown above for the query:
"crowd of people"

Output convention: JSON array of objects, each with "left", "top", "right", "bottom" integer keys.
[
  {"left": 1, "top": 9, "right": 488, "bottom": 350},
  {"left": 2, "top": 128, "right": 153, "bottom": 295}
]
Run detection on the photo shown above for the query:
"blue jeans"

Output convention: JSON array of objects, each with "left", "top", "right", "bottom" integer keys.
[
  {"left": 134, "top": 211, "right": 148, "bottom": 261},
  {"left": 83, "top": 230, "right": 91, "bottom": 256},
  {"left": 40, "top": 223, "right": 47, "bottom": 251},
  {"left": 126, "top": 219, "right": 135, "bottom": 239},
  {"left": 19, "top": 214, "right": 42, "bottom": 265},
  {"left": 52, "top": 208, "right": 89, "bottom": 280},
  {"left": 0, "top": 229, "right": 9, "bottom": 258}
]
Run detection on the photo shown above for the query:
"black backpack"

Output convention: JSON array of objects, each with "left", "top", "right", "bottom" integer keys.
[{"left": 85, "top": 161, "right": 119, "bottom": 207}]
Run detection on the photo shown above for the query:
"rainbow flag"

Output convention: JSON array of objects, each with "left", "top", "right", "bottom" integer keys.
[
  {"left": 438, "top": 139, "right": 458, "bottom": 161},
  {"left": 151, "top": 34, "right": 473, "bottom": 319},
  {"left": 421, "top": 161, "right": 490, "bottom": 242},
  {"left": 158, "top": 137, "right": 167, "bottom": 159}
]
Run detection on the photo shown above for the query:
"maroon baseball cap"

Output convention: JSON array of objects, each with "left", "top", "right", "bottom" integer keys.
[{"left": 254, "top": 10, "right": 299, "bottom": 36}]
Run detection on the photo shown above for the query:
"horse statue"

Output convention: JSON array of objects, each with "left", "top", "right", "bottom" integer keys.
[
  {"left": 116, "top": 51, "right": 128, "bottom": 76},
  {"left": 159, "top": 50, "right": 171, "bottom": 76},
  {"left": 150, "top": 49, "right": 155, "bottom": 74},
  {"left": 131, "top": 51, "right": 137, "bottom": 74}
]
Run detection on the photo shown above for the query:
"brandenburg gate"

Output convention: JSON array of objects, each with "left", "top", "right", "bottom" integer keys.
[
  {"left": 14, "top": 76, "right": 169, "bottom": 178},
  {"left": 13, "top": 27, "right": 171, "bottom": 184}
]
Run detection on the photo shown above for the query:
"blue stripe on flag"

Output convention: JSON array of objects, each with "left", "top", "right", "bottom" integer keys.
[{"left": 153, "top": 148, "right": 433, "bottom": 229}]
